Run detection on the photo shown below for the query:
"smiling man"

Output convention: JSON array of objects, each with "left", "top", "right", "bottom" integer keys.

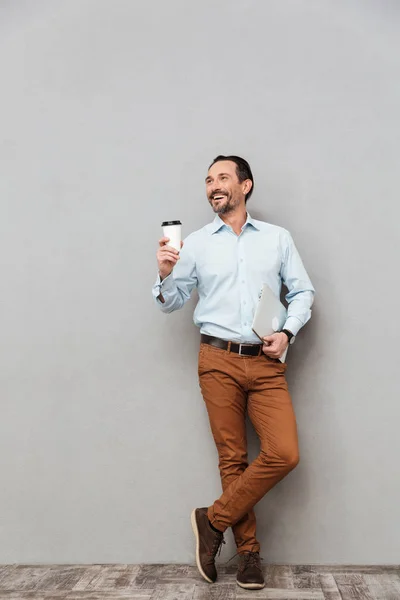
[{"left": 152, "top": 155, "right": 315, "bottom": 590}]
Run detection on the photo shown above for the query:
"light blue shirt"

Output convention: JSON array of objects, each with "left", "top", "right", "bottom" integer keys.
[{"left": 152, "top": 212, "right": 315, "bottom": 343}]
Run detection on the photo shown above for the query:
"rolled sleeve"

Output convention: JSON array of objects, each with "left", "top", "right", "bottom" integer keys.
[
  {"left": 280, "top": 230, "right": 315, "bottom": 335},
  {"left": 151, "top": 235, "right": 198, "bottom": 313}
]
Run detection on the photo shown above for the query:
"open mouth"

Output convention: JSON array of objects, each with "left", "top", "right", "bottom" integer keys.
[{"left": 212, "top": 195, "right": 226, "bottom": 200}]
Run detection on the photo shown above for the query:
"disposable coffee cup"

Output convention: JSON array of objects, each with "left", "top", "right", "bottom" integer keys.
[{"left": 162, "top": 220, "right": 182, "bottom": 252}]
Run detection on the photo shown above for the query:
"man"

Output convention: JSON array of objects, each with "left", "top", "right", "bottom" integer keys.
[{"left": 152, "top": 155, "right": 315, "bottom": 590}]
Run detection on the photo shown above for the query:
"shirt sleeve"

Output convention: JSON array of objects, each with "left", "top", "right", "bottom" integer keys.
[
  {"left": 151, "top": 235, "right": 198, "bottom": 313},
  {"left": 279, "top": 229, "right": 315, "bottom": 336}
]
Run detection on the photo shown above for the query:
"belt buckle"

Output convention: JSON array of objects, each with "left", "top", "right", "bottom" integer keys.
[{"left": 238, "top": 343, "right": 248, "bottom": 356}]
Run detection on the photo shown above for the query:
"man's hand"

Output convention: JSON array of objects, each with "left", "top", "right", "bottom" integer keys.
[
  {"left": 157, "top": 237, "right": 184, "bottom": 280},
  {"left": 262, "top": 332, "right": 289, "bottom": 359}
]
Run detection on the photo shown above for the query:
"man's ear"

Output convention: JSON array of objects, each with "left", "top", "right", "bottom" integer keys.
[{"left": 243, "top": 179, "right": 252, "bottom": 195}]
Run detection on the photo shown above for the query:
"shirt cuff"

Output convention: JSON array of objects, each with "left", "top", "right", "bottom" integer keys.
[
  {"left": 282, "top": 316, "right": 303, "bottom": 337},
  {"left": 156, "top": 272, "right": 174, "bottom": 291}
]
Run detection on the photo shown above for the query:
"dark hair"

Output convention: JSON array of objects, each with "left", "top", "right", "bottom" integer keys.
[{"left": 208, "top": 155, "right": 254, "bottom": 203}]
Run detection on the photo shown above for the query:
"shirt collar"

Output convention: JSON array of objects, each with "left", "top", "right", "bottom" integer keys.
[{"left": 209, "top": 211, "right": 259, "bottom": 234}]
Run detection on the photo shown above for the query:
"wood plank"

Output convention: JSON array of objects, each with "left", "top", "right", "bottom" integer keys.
[
  {"left": 193, "top": 583, "right": 237, "bottom": 599},
  {"left": 0, "top": 568, "right": 12, "bottom": 579},
  {"left": 293, "top": 566, "right": 385, "bottom": 575},
  {"left": 0, "top": 593, "right": 67, "bottom": 599},
  {"left": 136, "top": 564, "right": 194, "bottom": 582},
  {"left": 318, "top": 573, "right": 342, "bottom": 600},
  {"left": 374, "top": 566, "right": 400, "bottom": 573},
  {"left": 83, "top": 565, "right": 133, "bottom": 591},
  {"left": 65, "top": 593, "right": 151, "bottom": 600},
  {"left": 363, "top": 573, "right": 400, "bottom": 600},
  {"left": 265, "top": 565, "right": 295, "bottom": 588},
  {"left": 110, "top": 565, "right": 141, "bottom": 589},
  {"left": 65, "top": 592, "right": 152, "bottom": 600},
  {"left": 126, "top": 578, "right": 157, "bottom": 593},
  {"left": 311, "top": 566, "right": 384, "bottom": 574},
  {"left": 0, "top": 567, "right": 18, "bottom": 585},
  {"left": 236, "top": 588, "right": 324, "bottom": 599},
  {"left": 333, "top": 585, "right": 372, "bottom": 600},
  {"left": 31, "top": 566, "right": 93, "bottom": 592},
  {"left": 0, "top": 567, "right": 52, "bottom": 592},
  {"left": 292, "top": 566, "right": 321, "bottom": 589},
  {"left": 70, "top": 567, "right": 103, "bottom": 591},
  {"left": 69, "top": 565, "right": 140, "bottom": 591},
  {"left": 334, "top": 573, "right": 374, "bottom": 600},
  {"left": 149, "top": 582, "right": 196, "bottom": 600}
]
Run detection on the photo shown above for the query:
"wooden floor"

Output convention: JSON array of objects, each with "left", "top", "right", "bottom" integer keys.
[{"left": 0, "top": 563, "right": 399, "bottom": 599}]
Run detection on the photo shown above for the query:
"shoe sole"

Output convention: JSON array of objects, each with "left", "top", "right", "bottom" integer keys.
[
  {"left": 190, "top": 509, "right": 214, "bottom": 584},
  {"left": 236, "top": 579, "right": 265, "bottom": 589}
]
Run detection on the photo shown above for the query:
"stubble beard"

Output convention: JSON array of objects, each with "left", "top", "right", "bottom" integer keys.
[{"left": 209, "top": 193, "right": 240, "bottom": 215}]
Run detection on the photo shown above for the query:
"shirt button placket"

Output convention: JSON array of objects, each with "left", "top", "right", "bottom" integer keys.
[{"left": 238, "top": 239, "right": 247, "bottom": 336}]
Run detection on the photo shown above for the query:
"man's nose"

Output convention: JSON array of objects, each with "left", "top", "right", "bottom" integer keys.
[{"left": 210, "top": 186, "right": 222, "bottom": 195}]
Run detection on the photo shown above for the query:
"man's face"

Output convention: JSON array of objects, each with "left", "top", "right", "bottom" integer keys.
[{"left": 205, "top": 160, "right": 248, "bottom": 215}]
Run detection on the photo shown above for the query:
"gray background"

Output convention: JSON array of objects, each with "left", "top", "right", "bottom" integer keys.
[{"left": 1, "top": 0, "right": 399, "bottom": 564}]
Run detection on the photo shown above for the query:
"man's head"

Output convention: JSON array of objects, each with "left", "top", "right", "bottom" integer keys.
[{"left": 206, "top": 155, "right": 254, "bottom": 215}]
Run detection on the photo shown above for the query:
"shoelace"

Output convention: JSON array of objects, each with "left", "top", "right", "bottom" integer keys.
[
  {"left": 224, "top": 550, "right": 264, "bottom": 568},
  {"left": 209, "top": 534, "right": 226, "bottom": 560}
]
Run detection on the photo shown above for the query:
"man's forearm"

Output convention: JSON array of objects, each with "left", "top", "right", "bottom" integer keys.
[
  {"left": 284, "top": 290, "right": 315, "bottom": 336},
  {"left": 152, "top": 242, "right": 198, "bottom": 313},
  {"left": 152, "top": 271, "right": 186, "bottom": 312}
]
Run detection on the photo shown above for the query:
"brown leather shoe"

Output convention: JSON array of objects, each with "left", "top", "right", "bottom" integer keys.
[
  {"left": 191, "top": 507, "right": 225, "bottom": 583},
  {"left": 236, "top": 551, "right": 265, "bottom": 589}
]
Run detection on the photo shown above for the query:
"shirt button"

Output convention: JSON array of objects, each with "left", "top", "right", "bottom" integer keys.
[
  {"left": 243, "top": 301, "right": 246, "bottom": 305},
  {"left": 240, "top": 258, "right": 243, "bottom": 262},
  {"left": 242, "top": 280, "right": 245, "bottom": 284}
]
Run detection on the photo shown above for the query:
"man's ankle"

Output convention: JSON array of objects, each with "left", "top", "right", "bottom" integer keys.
[{"left": 208, "top": 518, "right": 223, "bottom": 534}]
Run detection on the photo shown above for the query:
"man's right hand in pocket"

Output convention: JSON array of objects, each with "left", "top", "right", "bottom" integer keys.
[{"left": 157, "top": 237, "right": 184, "bottom": 281}]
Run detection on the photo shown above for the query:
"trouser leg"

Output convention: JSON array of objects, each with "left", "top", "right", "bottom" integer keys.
[
  {"left": 198, "top": 343, "right": 260, "bottom": 553},
  {"left": 205, "top": 351, "right": 300, "bottom": 532}
]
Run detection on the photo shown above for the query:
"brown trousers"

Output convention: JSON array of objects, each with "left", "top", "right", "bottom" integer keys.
[{"left": 198, "top": 342, "right": 299, "bottom": 554}]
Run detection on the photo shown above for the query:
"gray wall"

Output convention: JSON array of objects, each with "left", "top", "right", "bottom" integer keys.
[{"left": 1, "top": 0, "right": 399, "bottom": 564}]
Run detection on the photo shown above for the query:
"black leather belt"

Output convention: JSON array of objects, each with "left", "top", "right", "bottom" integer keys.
[{"left": 200, "top": 334, "right": 263, "bottom": 357}]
